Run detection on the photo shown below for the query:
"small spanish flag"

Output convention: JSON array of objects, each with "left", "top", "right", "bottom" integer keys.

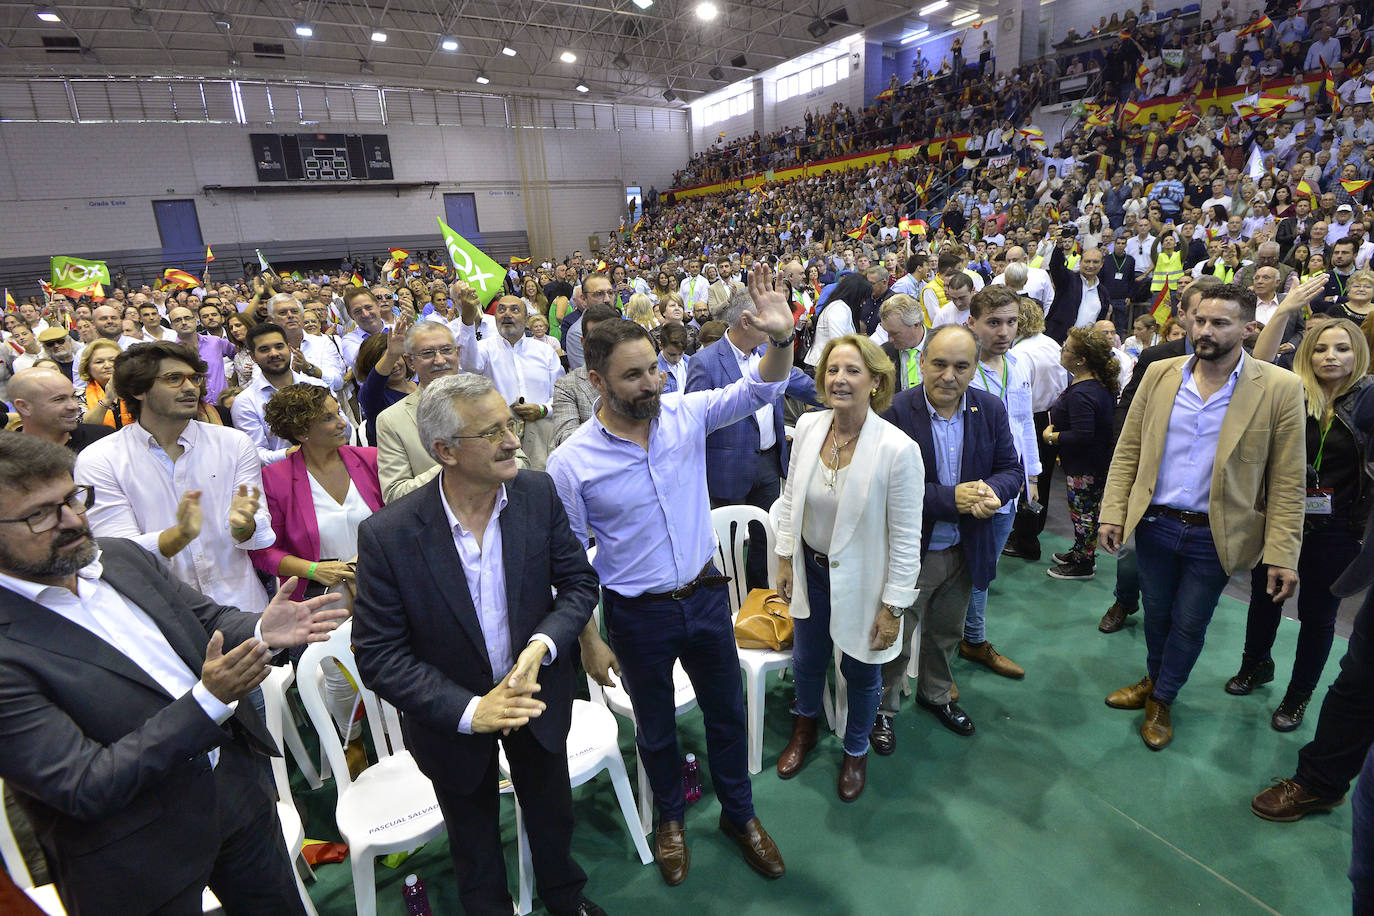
[
  {"left": 4, "top": 289, "right": 14, "bottom": 310},
  {"left": 1135, "top": 62, "right": 1149, "bottom": 91},
  {"left": 204, "top": 245, "right": 215, "bottom": 263},
  {"left": 389, "top": 248, "right": 409, "bottom": 261},
  {"left": 1166, "top": 108, "right": 1197, "bottom": 135},
  {"left": 846, "top": 212, "right": 874, "bottom": 241},
  {"left": 1296, "top": 179, "right": 1317, "bottom": 198},
  {"left": 1342, "top": 179, "right": 1372, "bottom": 194},
  {"left": 1013, "top": 165, "right": 1030, "bottom": 180},
  {"left": 162, "top": 268, "right": 201, "bottom": 289},
  {"left": 429, "top": 263, "right": 450, "bottom": 275},
  {"left": 876, "top": 88, "right": 895, "bottom": 100},
  {"left": 511, "top": 257, "right": 532, "bottom": 266},
  {"left": 632, "top": 217, "right": 644, "bottom": 234},
  {"left": 1150, "top": 281, "right": 1172, "bottom": 325},
  {"left": 1326, "top": 70, "right": 1343, "bottom": 114},
  {"left": 1048, "top": 203, "right": 1062, "bottom": 223},
  {"left": 1237, "top": 14, "right": 1274, "bottom": 37},
  {"left": 595, "top": 260, "right": 608, "bottom": 273},
  {"left": 350, "top": 272, "right": 364, "bottom": 287},
  {"left": 1221, "top": 121, "right": 1235, "bottom": 146},
  {"left": 1118, "top": 100, "right": 1141, "bottom": 128}
]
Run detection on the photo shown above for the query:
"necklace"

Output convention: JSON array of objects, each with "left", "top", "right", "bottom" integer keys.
[{"left": 823, "top": 421, "right": 860, "bottom": 490}]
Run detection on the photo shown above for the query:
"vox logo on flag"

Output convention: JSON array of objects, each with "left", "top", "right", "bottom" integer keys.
[
  {"left": 50, "top": 256, "right": 111, "bottom": 291},
  {"left": 436, "top": 217, "right": 504, "bottom": 304}
]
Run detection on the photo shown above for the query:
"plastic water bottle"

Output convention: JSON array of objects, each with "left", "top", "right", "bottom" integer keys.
[
  {"left": 402, "top": 874, "right": 432, "bottom": 916},
  {"left": 683, "top": 753, "right": 703, "bottom": 804}
]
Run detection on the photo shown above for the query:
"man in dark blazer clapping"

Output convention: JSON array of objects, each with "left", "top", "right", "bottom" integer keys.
[
  {"left": 0, "top": 432, "right": 346, "bottom": 916},
  {"left": 352, "top": 372, "right": 604, "bottom": 916}
]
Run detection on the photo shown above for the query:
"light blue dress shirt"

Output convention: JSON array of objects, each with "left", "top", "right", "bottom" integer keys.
[
  {"left": 1153, "top": 351, "right": 1245, "bottom": 514},
  {"left": 547, "top": 367, "right": 788, "bottom": 597},
  {"left": 926, "top": 391, "right": 965, "bottom": 551}
]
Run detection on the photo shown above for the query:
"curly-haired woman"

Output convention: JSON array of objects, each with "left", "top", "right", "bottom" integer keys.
[{"left": 1042, "top": 326, "right": 1119, "bottom": 581}]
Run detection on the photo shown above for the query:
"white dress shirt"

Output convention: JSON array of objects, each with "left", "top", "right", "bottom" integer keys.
[
  {"left": 0, "top": 552, "right": 238, "bottom": 766},
  {"left": 991, "top": 266, "right": 1055, "bottom": 313},
  {"left": 1011, "top": 333, "right": 1068, "bottom": 412},
  {"left": 231, "top": 370, "right": 330, "bottom": 465},
  {"left": 456, "top": 323, "right": 565, "bottom": 411},
  {"left": 300, "top": 333, "right": 346, "bottom": 392},
  {"left": 74, "top": 421, "right": 275, "bottom": 613},
  {"left": 968, "top": 350, "right": 1041, "bottom": 499},
  {"left": 439, "top": 483, "right": 556, "bottom": 734},
  {"left": 725, "top": 333, "right": 774, "bottom": 450},
  {"left": 1075, "top": 277, "right": 1104, "bottom": 329},
  {"left": 679, "top": 275, "right": 711, "bottom": 309}
]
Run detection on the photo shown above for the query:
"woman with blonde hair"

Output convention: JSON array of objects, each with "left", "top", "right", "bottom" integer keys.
[
  {"left": 625, "top": 293, "right": 660, "bottom": 331},
  {"left": 773, "top": 333, "right": 923, "bottom": 800},
  {"left": 79, "top": 338, "right": 132, "bottom": 428},
  {"left": 1243, "top": 313, "right": 1374, "bottom": 730}
]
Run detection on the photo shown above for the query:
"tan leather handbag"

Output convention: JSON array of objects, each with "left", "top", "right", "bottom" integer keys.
[{"left": 734, "top": 588, "right": 794, "bottom": 650}]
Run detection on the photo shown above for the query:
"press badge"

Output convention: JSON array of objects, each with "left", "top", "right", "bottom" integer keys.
[{"left": 1305, "top": 488, "right": 1334, "bottom": 515}]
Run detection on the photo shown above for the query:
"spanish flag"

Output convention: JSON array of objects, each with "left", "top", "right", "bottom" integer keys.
[
  {"left": 429, "top": 263, "right": 450, "bottom": 275},
  {"left": 1013, "top": 165, "right": 1030, "bottom": 180},
  {"left": 1118, "top": 100, "right": 1141, "bottom": 128},
  {"left": 162, "top": 268, "right": 201, "bottom": 289},
  {"left": 1135, "top": 62, "right": 1149, "bottom": 91},
  {"left": 632, "top": 216, "right": 644, "bottom": 234},
  {"left": 204, "top": 245, "right": 215, "bottom": 263},
  {"left": 510, "top": 257, "right": 532, "bottom": 266},
  {"left": 1166, "top": 108, "right": 1197, "bottom": 135},
  {"left": 1237, "top": 14, "right": 1274, "bottom": 37},
  {"left": 1326, "top": 70, "right": 1343, "bottom": 114},
  {"left": 595, "top": 260, "right": 608, "bottom": 273},
  {"left": 1086, "top": 104, "right": 1116, "bottom": 129},
  {"left": 1220, "top": 121, "right": 1236, "bottom": 146},
  {"left": 3, "top": 289, "right": 14, "bottom": 310},
  {"left": 846, "top": 212, "right": 874, "bottom": 240},
  {"left": 1296, "top": 179, "right": 1317, "bottom": 198},
  {"left": 876, "top": 88, "right": 895, "bottom": 100},
  {"left": 1150, "top": 280, "right": 1172, "bottom": 325},
  {"left": 1342, "top": 179, "right": 1372, "bottom": 194},
  {"left": 1048, "top": 203, "right": 1062, "bottom": 223},
  {"left": 389, "top": 248, "right": 409, "bottom": 261},
  {"left": 350, "top": 272, "right": 364, "bottom": 287}
]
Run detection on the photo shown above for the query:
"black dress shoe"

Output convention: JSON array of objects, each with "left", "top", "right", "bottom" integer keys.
[
  {"left": 870, "top": 714, "right": 895, "bottom": 756},
  {"left": 572, "top": 900, "right": 607, "bottom": 916},
  {"left": 915, "top": 696, "right": 975, "bottom": 736},
  {"left": 1001, "top": 540, "right": 1040, "bottom": 560},
  {"left": 1225, "top": 657, "right": 1275, "bottom": 696}
]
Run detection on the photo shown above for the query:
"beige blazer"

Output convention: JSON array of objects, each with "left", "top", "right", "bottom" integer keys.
[
  {"left": 376, "top": 389, "right": 439, "bottom": 504},
  {"left": 1101, "top": 354, "right": 1306, "bottom": 574},
  {"left": 775, "top": 407, "right": 924, "bottom": 664}
]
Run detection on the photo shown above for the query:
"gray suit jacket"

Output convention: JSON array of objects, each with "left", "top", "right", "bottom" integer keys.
[{"left": 551, "top": 366, "right": 599, "bottom": 448}]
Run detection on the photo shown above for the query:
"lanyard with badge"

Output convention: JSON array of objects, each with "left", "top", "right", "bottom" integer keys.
[
  {"left": 1306, "top": 418, "right": 1335, "bottom": 515},
  {"left": 978, "top": 358, "right": 1009, "bottom": 401}
]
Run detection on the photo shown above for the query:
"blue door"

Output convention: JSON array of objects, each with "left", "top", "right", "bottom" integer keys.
[
  {"left": 444, "top": 193, "right": 483, "bottom": 248},
  {"left": 152, "top": 200, "right": 205, "bottom": 269}
]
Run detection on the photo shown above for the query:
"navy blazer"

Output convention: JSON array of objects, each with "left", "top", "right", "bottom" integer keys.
[
  {"left": 1044, "top": 245, "right": 1110, "bottom": 344},
  {"left": 351, "top": 470, "right": 597, "bottom": 794},
  {"left": 882, "top": 387, "right": 1024, "bottom": 590},
  {"left": 685, "top": 336, "right": 820, "bottom": 502}
]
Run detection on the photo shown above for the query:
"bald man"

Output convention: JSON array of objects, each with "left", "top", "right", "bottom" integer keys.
[
  {"left": 991, "top": 246, "right": 1055, "bottom": 313},
  {"left": 90, "top": 305, "right": 142, "bottom": 350},
  {"left": 9, "top": 368, "right": 113, "bottom": 452},
  {"left": 456, "top": 288, "right": 564, "bottom": 470}
]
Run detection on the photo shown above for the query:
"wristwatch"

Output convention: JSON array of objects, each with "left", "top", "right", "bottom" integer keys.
[
  {"left": 770, "top": 329, "right": 796, "bottom": 348},
  {"left": 883, "top": 602, "right": 903, "bottom": 619}
]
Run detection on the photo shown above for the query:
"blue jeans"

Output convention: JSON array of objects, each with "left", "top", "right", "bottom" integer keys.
[
  {"left": 602, "top": 572, "right": 755, "bottom": 827},
  {"left": 1352, "top": 745, "right": 1374, "bottom": 914},
  {"left": 791, "top": 546, "right": 883, "bottom": 756},
  {"left": 964, "top": 510, "right": 1015, "bottom": 644},
  {"left": 1134, "top": 515, "right": 1232, "bottom": 704},
  {"left": 1114, "top": 545, "right": 1139, "bottom": 609}
]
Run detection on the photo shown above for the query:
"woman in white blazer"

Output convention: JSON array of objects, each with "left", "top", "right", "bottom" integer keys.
[
  {"left": 804, "top": 273, "right": 872, "bottom": 367},
  {"left": 774, "top": 333, "right": 924, "bottom": 801}
]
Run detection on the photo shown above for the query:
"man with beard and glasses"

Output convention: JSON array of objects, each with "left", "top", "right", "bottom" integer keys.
[
  {"left": 78, "top": 341, "right": 277, "bottom": 614},
  {"left": 456, "top": 288, "right": 564, "bottom": 470},
  {"left": 1099, "top": 284, "right": 1306, "bottom": 750},
  {"left": 231, "top": 323, "right": 331, "bottom": 466},
  {"left": 546, "top": 268, "right": 796, "bottom": 889},
  {"left": 0, "top": 432, "right": 346, "bottom": 916}
]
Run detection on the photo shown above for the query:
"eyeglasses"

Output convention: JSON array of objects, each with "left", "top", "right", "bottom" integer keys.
[
  {"left": 0, "top": 485, "right": 94, "bottom": 534},
  {"left": 156, "top": 372, "right": 206, "bottom": 388},
  {"left": 451, "top": 419, "right": 520, "bottom": 445},
  {"left": 411, "top": 345, "right": 457, "bottom": 361}
]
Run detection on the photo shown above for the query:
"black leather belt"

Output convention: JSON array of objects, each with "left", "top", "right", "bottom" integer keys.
[
  {"left": 1148, "top": 504, "right": 1210, "bottom": 526},
  {"left": 634, "top": 562, "right": 731, "bottom": 601},
  {"left": 803, "top": 543, "right": 828, "bottom": 567}
]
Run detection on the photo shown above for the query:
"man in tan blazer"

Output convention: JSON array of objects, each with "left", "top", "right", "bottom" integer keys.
[{"left": 1098, "top": 282, "right": 1306, "bottom": 751}]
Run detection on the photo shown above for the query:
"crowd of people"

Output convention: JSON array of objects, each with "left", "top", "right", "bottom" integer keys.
[{"left": 3, "top": 0, "right": 1374, "bottom": 912}]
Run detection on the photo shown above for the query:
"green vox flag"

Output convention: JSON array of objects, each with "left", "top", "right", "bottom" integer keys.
[
  {"left": 256, "top": 249, "right": 273, "bottom": 272},
  {"left": 50, "top": 256, "right": 110, "bottom": 291},
  {"left": 437, "top": 217, "right": 505, "bottom": 305}
]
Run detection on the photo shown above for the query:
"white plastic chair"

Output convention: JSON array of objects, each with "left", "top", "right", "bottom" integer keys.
[
  {"left": 0, "top": 777, "right": 222, "bottom": 915},
  {"left": 295, "top": 620, "right": 448, "bottom": 916},
  {"left": 710, "top": 504, "right": 794, "bottom": 774},
  {"left": 584, "top": 547, "right": 698, "bottom": 834},
  {"left": 259, "top": 664, "right": 322, "bottom": 916}
]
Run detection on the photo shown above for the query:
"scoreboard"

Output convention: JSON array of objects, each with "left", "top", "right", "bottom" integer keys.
[{"left": 250, "top": 133, "right": 394, "bottom": 182}]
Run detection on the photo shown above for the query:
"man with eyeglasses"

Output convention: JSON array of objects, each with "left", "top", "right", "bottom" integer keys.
[
  {"left": 266, "top": 294, "right": 344, "bottom": 394},
  {"left": 231, "top": 323, "right": 332, "bottom": 466},
  {"left": 0, "top": 431, "right": 345, "bottom": 916},
  {"left": 76, "top": 341, "right": 277, "bottom": 614},
  {"left": 169, "top": 305, "right": 237, "bottom": 406},
  {"left": 456, "top": 287, "right": 564, "bottom": 470},
  {"left": 354, "top": 373, "right": 605, "bottom": 916}
]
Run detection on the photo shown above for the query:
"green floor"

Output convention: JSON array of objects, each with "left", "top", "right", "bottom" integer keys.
[{"left": 298, "top": 538, "right": 1356, "bottom": 915}]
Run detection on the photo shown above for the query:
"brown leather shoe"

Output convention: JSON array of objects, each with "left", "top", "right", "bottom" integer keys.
[
  {"left": 1098, "top": 602, "right": 1137, "bottom": 634},
  {"left": 838, "top": 753, "right": 867, "bottom": 802},
  {"left": 718, "top": 814, "right": 784, "bottom": 879},
  {"left": 1140, "top": 696, "right": 1172, "bottom": 750},
  {"left": 959, "top": 640, "right": 1025, "bottom": 678},
  {"left": 1105, "top": 676, "right": 1154, "bottom": 709},
  {"left": 1251, "top": 778, "right": 1346, "bottom": 822},
  {"left": 776, "top": 714, "right": 818, "bottom": 779},
  {"left": 654, "top": 820, "right": 689, "bottom": 886}
]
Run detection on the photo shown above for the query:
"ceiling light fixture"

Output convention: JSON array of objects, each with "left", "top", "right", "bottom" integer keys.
[
  {"left": 501, "top": 45, "right": 517, "bottom": 56},
  {"left": 476, "top": 71, "right": 490, "bottom": 84},
  {"left": 440, "top": 36, "right": 459, "bottom": 51},
  {"left": 949, "top": 10, "right": 981, "bottom": 25},
  {"left": 35, "top": 7, "right": 60, "bottom": 22},
  {"left": 695, "top": 1, "right": 718, "bottom": 21},
  {"left": 631, "top": 0, "right": 654, "bottom": 7},
  {"left": 662, "top": 88, "right": 678, "bottom": 101},
  {"left": 899, "top": 26, "right": 930, "bottom": 44},
  {"left": 560, "top": 50, "right": 577, "bottom": 63},
  {"left": 371, "top": 30, "right": 387, "bottom": 42},
  {"left": 294, "top": 21, "right": 313, "bottom": 37},
  {"left": 210, "top": 13, "right": 231, "bottom": 30},
  {"left": 575, "top": 82, "right": 590, "bottom": 93},
  {"left": 918, "top": 1, "right": 948, "bottom": 15}
]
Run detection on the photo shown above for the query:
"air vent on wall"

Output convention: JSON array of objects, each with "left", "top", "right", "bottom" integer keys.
[
  {"left": 253, "top": 41, "right": 286, "bottom": 59},
  {"left": 41, "top": 36, "right": 82, "bottom": 53}
]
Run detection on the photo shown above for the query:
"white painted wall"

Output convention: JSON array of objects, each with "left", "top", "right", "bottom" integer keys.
[{"left": 0, "top": 114, "right": 686, "bottom": 261}]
